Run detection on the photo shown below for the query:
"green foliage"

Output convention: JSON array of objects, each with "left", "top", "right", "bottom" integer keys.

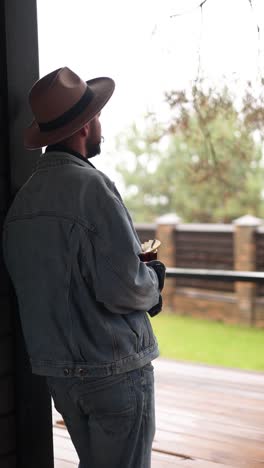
[{"left": 115, "top": 80, "right": 264, "bottom": 222}]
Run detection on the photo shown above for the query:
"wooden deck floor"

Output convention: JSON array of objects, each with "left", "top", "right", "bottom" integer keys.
[{"left": 52, "top": 357, "right": 264, "bottom": 467}]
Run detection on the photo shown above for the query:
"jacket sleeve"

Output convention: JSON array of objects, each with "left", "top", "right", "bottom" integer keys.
[{"left": 79, "top": 175, "right": 161, "bottom": 314}]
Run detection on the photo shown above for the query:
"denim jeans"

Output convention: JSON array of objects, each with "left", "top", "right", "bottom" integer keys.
[{"left": 46, "top": 362, "right": 156, "bottom": 468}]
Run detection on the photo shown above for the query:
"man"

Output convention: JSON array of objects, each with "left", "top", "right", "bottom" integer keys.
[{"left": 2, "top": 67, "right": 166, "bottom": 468}]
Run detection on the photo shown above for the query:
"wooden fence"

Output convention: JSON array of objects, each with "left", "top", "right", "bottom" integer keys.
[{"left": 135, "top": 216, "right": 264, "bottom": 327}]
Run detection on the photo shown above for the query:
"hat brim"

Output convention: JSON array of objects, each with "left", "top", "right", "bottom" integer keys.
[{"left": 24, "top": 77, "right": 115, "bottom": 150}]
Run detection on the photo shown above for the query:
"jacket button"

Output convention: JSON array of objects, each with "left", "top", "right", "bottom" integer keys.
[
  {"left": 79, "top": 368, "right": 85, "bottom": 376},
  {"left": 64, "top": 368, "right": 69, "bottom": 376}
]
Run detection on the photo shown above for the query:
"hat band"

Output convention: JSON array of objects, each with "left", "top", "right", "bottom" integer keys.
[{"left": 38, "top": 87, "right": 94, "bottom": 132}]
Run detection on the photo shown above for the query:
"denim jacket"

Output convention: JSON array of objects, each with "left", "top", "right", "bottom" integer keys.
[{"left": 2, "top": 151, "right": 161, "bottom": 378}]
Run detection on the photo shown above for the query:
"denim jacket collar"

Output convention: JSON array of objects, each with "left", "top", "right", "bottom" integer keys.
[
  {"left": 45, "top": 144, "right": 96, "bottom": 169},
  {"left": 33, "top": 151, "right": 95, "bottom": 172}
]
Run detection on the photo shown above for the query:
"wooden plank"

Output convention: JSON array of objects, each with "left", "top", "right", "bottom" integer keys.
[
  {"left": 3, "top": 0, "right": 41, "bottom": 195},
  {"left": 155, "top": 377, "right": 264, "bottom": 399},
  {"left": 53, "top": 428, "right": 186, "bottom": 467},
  {"left": 54, "top": 405, "right": 264, "bottom": 447},
  {"left": 153, "top": 359, "right": 264, "bottom": 388},
  {"left": 0, "top": 414, "right": 15, "bottom": 455},
  {"left": 53, "top": 411, "right": 264, "bottom": 466},
  {"left": 0, "top": 216, "right": 11, "bottom": 295},
  {"left": 0, "top": 335, "right": 14, "bottom": 375},
  {"left": 0, "top": 296, "right": 13, "bottom": 337},
  {"left": 54, "top": 457, "right": 238, "bottom": 468},
  {"left": 0, "top": 374, "right": 14, "bottom": 414},
  {"left": 155, "top": 372, "right": 264, "bottom": 391},
  {"left": 156, "top": 410, "right": 264, "bottom": 442},
  {"left": 53, "top": 429, "right": 239, "bottom": 468},
  {"left": 53, "top": 429, "right": 78, "bottom": 464},
  {"left": 152, "top": 428, "right": 264, "bottom": 466},
  {"left": 152, "top": 451, "right": 237, "bottom": 468},
  {"left": 157, "top": 382, "right": 264, "bottom": 406},
  {"left": 0, "top": 174, "right": 9, "bottom": 211},
  {"left": 0, "top": 454, "right": 16, "bottom": 468},
  {"left": 55, "top": 460, "right": 77, "bottom": 468},
  {"left": 153, "top": 360, "right": 264, "bottom": 466},
  {"left": 0, "top": 265, "right": 11, "bottom": 296},
  {"left": 156, "top": 394, "right": 264, "bottom": 426}
]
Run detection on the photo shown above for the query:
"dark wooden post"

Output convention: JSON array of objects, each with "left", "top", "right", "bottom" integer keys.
[
  {"left": 0, "top": 1, "right": 54, "bottom": 467},
  {"left": 156, "top": 214, "right": 181, "bottom": 311},
  {"left": 233, "top": 215, "right": 262, "bottom": 326}
]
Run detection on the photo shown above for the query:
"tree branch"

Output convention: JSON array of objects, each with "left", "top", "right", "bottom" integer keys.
[{"left": 170, "top": 0, "right": 209, "bottom": 18}]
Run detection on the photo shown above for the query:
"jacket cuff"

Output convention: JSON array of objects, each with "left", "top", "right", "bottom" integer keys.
[
  {"left": 147, "top": 294, "right": 163, "bottom": 317},
  {"left": 146, "top": 260, "right": 166, "bottom": 291}
]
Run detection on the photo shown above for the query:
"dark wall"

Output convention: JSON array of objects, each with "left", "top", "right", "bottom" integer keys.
[
  {"left": 0, "top": 3, "right": 17, "bottom": 465},
  {"left": 3, "top": 1, "right": 41, "bottom": 194},
  {"left": 0, "top": 1, "right": 54, "bottom": 467}
]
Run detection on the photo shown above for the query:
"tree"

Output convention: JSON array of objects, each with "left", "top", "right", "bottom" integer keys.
[{"left": 115, "top": 80, "right": 264, "bottom": 223}]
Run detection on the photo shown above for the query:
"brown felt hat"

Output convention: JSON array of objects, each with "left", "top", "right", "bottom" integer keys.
[{"left": 24, "top": 67, "right": 115, "bottom": 149}]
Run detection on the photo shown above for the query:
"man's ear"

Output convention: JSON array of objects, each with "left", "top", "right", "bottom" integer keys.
[{"left": 80, "top": 122, "right": 90, "bottom": 137}]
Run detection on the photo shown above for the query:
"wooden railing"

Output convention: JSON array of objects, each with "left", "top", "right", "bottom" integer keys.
[{"left": 166, "top": 267, "right": 264, "bottom": 283}]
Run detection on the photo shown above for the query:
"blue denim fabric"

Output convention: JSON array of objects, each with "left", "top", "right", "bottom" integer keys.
[
  {"left": 2, "top": 151, "right": 161, "bottom": 377},
  {"left": 47, "top": 362, "right": 156, "bottom": 468}
]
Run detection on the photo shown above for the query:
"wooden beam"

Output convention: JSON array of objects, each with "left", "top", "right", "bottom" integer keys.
[{"left": 0, "top": 1, "right": 54, "bottom": 467}]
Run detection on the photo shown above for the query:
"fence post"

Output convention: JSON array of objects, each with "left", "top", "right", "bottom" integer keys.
[
  {"left": 233, "top": 215, "right": 263, "bottom": 325},
  {"left": 156, "top": 214, "right": 181, "bottom": 311}
]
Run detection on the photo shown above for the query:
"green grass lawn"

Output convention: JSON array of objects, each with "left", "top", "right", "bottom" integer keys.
[{"left": 151, "top": 312, "right": 264, "bottom": 372}]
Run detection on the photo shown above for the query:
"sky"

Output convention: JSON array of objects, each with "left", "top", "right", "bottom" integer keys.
[{"left": 37, "top": 0, "right": 264, "bottom": 186}]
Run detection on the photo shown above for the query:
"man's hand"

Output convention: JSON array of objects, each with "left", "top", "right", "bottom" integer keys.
[{"left": 139, "top": 251, "right": 157, "bottom": 262}]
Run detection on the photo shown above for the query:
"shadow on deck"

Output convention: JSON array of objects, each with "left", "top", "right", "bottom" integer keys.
[{"left": 52, "top": 357, "right": 264, "bottom": 467}]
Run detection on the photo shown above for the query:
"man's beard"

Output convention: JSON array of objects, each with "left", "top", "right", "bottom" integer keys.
[{"left": 85, "top": 137, "right": 103, "bottom": 159}]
